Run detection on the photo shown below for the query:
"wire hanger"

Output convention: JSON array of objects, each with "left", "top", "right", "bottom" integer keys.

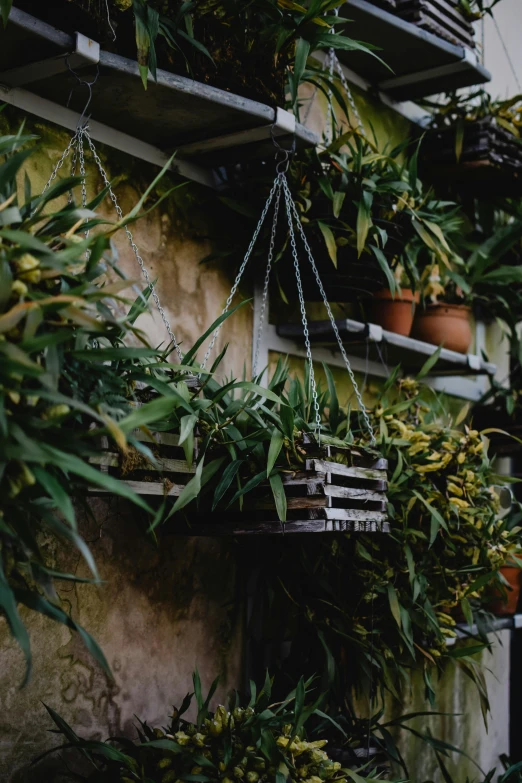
[
  {"left": 199, "top": 126, "right": 376, "bottom": 446},
  {"left": 40, "top": 64, "right": 184, "bottom": 364}
]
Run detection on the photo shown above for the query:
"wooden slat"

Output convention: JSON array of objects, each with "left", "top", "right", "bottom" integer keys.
[
  {"left": 324, "top": 485, "right": 386, "bottom": 502},
  {"left": 323, "top": 508, "right": 388, "bottom": 522},
  {"left": 309, "top": 459, "right": 388, "bottom": 483},
  {"left": 251, "top": 496, "right": 331, "bottom": 510},
  {"left": 168, "top": 518, "right": 390, "bottom": 536},
  {"left": 89, "top": 479, "right": 184, "bottom": 497},
  {"left": 133, "top": 430, "right": 181, "bottom": 446},
  {"left": 89, "top": 453, "right": 195, "bottom": 474}
]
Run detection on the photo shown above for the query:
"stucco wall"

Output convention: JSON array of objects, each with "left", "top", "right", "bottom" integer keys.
[
  {"left": 0, "top": 499, "right": 244, "bottom": 781},
  {"left": 0, "top": 109, "right": 249, "bottom": 780}
]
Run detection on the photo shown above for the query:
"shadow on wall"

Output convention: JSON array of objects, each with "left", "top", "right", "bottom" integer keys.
[{"left": 0, "top": 498, "right": 244, "bottom": 782}]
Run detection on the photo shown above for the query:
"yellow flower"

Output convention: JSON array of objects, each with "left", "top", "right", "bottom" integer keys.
[
  {"left": 447, "top": 482, "right": 463, "bottom": 497},
  {"left": 414, "top": 462, "right": 444, "bottom": 473},
  {"left": 450, "top": 497, "right": 470, "bottom": 509}
]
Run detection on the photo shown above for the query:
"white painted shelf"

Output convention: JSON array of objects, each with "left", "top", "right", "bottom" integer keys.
[
  {"left": 339, "top": 0, "right": 491, "bottom": 99},
  {"left": 446, "top": 614, "right": 522, "bottom": 646},
  {"left": 0, "top": 7, "right": 318, "bottom": 186},
  {"left": 277, "top": 318, "right": 496, "bottom": 377}
]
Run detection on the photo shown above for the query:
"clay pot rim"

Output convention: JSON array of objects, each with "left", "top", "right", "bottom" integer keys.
[{"left": 373, "top": 288, "right": 420, "bottom": 303}]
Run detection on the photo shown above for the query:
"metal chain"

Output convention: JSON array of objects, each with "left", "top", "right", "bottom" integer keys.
[
  {"left": 252, "top": 178, "right": 283, "bottom": 378},
  {"left": 331, "top": 53, "right": 363, "bottom": 130},
  {"left": 324, "top": 50, "right": 335, "bottom": 147},
  {"left": 282, "top": 179, "right": 321, "bottom": 439},
  {"left": 282, "top": 176, "right": 375, "bottom": 445},
  {"left": 200, "top": 173, "right": 283, "bottom": 372},
  {"left": 77, "top": 128, "right": 90, "bottom": 241},
  {"left": 68, "top": 138, "right": 79, "bottom": 205},
  {"left": 36, "top": 130, "right": 80, "bottom": 212},
  {"left": 83, "top": 129, "right": 184, "bottom": 362},
  {"left": 329, "top": 6, "right": 362, "bottom": 131}
]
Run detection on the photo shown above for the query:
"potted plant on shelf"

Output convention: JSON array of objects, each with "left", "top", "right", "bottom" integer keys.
[
  {"left": 214, "top": 130, "right": 461, "bottom": 334},
  {"left": 412, "top": 212, "right": 522, "bottom": 353},
  {"left": 369, "top": 263, "right": 421, "bottom": 336}
]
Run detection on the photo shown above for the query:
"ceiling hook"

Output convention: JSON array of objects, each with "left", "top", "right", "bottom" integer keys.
[
  {"left": 65, "top": 56, "right": 100, "bottom": 131},
  {"left": 270, "top": 122, "right": 296, "bottom": 174}
]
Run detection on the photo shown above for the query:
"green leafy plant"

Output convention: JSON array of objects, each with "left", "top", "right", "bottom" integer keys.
[
  {"left": 0, "top": 129, "right": 189, "bottom": 681},
  {"left": 39, "top": 671, "right": 357, "bottom": 783},
  {"left": 244, "top": 363, "right": 520, "bottom": 712},
  {"left": 457, "top": 0, "right": 505, "bottom": 20},
  {"left": 420, "top": 206, "right": 522, "bottom": 320},
  {"left": 131, "top": 0, "right": 384, "bottom": 104},
  {"left": 10, "top": 0, "right": 382, "bottom": 108},
  {"left": 289, "top": 131, "right": 463, "bottom": 295},
  {"left": 424, "top": 91, "right": 522, "bottom": 163}
]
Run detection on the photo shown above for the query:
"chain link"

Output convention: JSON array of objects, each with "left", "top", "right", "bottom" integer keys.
[
  {"left": 35, "top": 130, "right": 80, "bottom": 216},
  {"left": 252, "top": 178, "right": 283, "bottom": 378},
  {"left": 77, "top": 128, "right": 91, "bottom": 254},
  {"left": 200, "top": 173, "right": 283, "bottom": 372},
  {"left": 282, "top": 176, "right": 375, "bottom": 445},
  {"left": 282, "top": 180, "right": 321, "bottom": 439},
  {"left": 83, "top": 129, "right": 184, "bottom": 362}
]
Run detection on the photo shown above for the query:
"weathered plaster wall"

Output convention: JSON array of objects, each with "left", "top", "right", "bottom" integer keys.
[
  {"left": 0, "top": 109, "right": 249, "bottom": 780},
  {"left": 0, "top": 500, "right": 244, "bottom": 781},
  {"left": 388, "top": 632, "right": 511, "bottom": 780}
]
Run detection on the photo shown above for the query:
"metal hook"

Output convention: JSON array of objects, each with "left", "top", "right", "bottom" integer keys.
[
  {"left": 270, "top": 122, "right": 296, "bottom": 174},
  {"left": 65, "top": 57, "right": 100, "bottom": 130}
]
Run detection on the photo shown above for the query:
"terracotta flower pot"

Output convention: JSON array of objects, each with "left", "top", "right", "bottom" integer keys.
[
  {"left": 412, "top": 303, "right": 472, "bottom": 354},
  {"left": 369, "top": 289, "right": 420, "bottom": 336},
  {"left": 490, "top": 563, "right": 522, "bottom": 616}
]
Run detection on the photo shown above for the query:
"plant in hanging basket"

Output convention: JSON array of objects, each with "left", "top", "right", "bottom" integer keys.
[
  {"left": 421, "top": 91, "right": 522, "bottom": 196},
  {"left": 0, "top": 130, "right": 195, "bottom": 682},
  {"left": 89, "top": 352, "right": 389, "bottom": 536},
  {"left": 246, "top": 366, "right": 522, "bottom": 705}
]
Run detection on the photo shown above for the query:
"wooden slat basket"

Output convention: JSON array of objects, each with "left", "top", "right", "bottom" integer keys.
[
  {"left": 89, "top": 432, "right": 389, "bottom": 536},
  {"left": 89, "top": 429, "right": 197, "bottom": 498},
  {"left": 421, "top": 118, "right": 522, "bottom": 195},
  {"left": 395, "top": 0, "right": 475, "bottom": 49}
]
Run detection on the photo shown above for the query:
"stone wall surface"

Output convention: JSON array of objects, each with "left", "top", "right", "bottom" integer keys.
[{"left": 0, "top": 500, "right": 244, "bottom": 781}]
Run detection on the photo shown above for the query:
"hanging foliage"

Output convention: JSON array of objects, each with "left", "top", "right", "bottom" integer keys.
[{"left": 0, "top": 130, "right": 191, "bottom": 681}]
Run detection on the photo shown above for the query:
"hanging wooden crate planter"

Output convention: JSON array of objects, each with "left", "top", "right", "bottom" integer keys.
[
  {"left": 89, "top": 433, "right": 389, "bottom": 535},
  {"left": 88, "top": 430, "right": 197, "bottom": 499},
  {"left": 174, "top": 438, "right": 389, "bottom": 536},
  {"left": 395, "top": 0, "right": 475, "bottom": 49},
  {"left": 421, "top": 118, "right": 522, "bottom": 195}
]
